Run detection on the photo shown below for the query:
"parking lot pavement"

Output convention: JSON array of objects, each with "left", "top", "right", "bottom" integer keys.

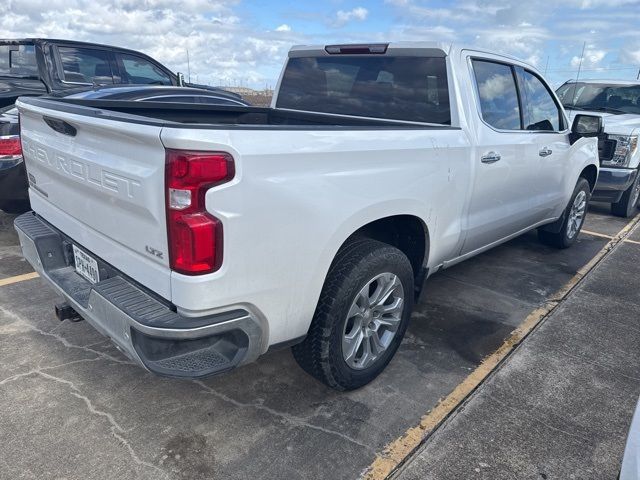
[
  {"left": 394, "top": 220, "right": 640, "bottom": 480},
  {"left": 0, "top": 213, "right": 32, "bottom": 281},
  {"left": 0, "top": 207, "right": 633, "bottom": 480},
  {"left": 581, "top": 202, "right": 633, "bottom": 237}
]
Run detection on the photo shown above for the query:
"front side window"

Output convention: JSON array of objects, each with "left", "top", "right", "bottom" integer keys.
[
  {"left": 58, "top": 47, "right": 114, "bottom": 84},
  {"left": 276, "top": 56, "right": 451, "bottom": 124},
  {"left": 521, "top": 70, "right": 562, "bottom": 131},
  {"left": 472, "top": 60, "right": 521, "bottom": 130},
  {"left": 118, "top": 54, "right": 172, "bottom": 85}
]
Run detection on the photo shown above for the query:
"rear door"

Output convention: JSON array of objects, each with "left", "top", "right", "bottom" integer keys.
[
  {"left": 517, "top": 68, "right": 571, "bottom": 219},
  {"left": 461, "top": 57, "right": 539, "bottom": 255}
]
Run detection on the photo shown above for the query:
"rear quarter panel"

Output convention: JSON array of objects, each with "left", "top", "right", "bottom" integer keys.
[{"left": 161, "top": 126, "right": 471, "bottom": 345}]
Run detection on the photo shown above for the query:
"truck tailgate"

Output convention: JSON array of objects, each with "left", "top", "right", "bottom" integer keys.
[{"left": 17, "top": 99, "right": 172, "bottom": 298}]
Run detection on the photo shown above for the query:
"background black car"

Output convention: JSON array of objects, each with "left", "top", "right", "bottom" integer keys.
[
  {"left": 0, "top": 105, "right": 26, "bottom": 213},
  {"left": 0, "top": 38, "right": 241, "bottom": 108}
]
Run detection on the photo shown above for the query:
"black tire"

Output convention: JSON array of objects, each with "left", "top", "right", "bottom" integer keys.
[
  {"left": 292, "top": 238, "right": 414, "bottom": 391},
  {"left": 0, "top": 200, "right": 30, "bottom": 214},
  {"left": 611, "top": 170, "right": 640, "bottom": 218},
  {"left": 538, "top": 178, "right": 591, "bottom": 249}
]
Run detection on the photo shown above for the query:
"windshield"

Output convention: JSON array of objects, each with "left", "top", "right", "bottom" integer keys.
[
  {"left": 557, "top": 82, "right": 640, "bottom": 114},
  {"left": 276, "top": 55, "right": 451, "bottom": 124},
  {"left": 0, "top": 44, "right": 38, "bottom": 77}
]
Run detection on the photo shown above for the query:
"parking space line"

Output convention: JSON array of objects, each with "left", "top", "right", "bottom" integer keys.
[
  {"left": 581, "top": 229, "right": 614, "bottom": 240},
  {"left": 0, "top": 272, "right": 39, "bottom": 288},
  {"left": 624, "top": 238, "right": 640, "bottom": 246},
  {"left": 363, "top": 212, "right": 640, "bottom": 480}
]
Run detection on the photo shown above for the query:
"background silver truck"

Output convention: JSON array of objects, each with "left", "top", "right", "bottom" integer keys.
[
  {"left": 558, "top": 79, "right": 640, "bottom": 217},
  {"left": 15, "top": 42, "right": 600, "bottom": 390}
]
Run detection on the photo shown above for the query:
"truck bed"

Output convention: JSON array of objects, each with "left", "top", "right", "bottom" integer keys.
[{"left": 19, "top": 96, "right": 455, "bottom": 129}]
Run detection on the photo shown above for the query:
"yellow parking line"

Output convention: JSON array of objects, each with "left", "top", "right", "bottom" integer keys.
[
  {"left": 0, "top": 272, "right": 39, "bottom": 288},
  {"left": 581, "top": 229, "right": 614, "bottom": 240},
  {"left": 363, "top": 212, "right": 640, "bottom": 480}
]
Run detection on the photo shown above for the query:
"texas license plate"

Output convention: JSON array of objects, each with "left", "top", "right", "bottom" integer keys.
[{"left": 72, "top": 245, "right": 100, "bottom": 284}]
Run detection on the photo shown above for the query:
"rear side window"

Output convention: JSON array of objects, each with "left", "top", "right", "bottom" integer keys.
[
  {"left": 58, "top": 47, "right": 114, "bottom": 84},
  {"left": 0, "top": 44, "right": 38, "bottom": 76},
  {"left": 520, "top": 70, "right": 562, "bottom": 131},
  {"left": 276, "top": 56, "right": 451, "bottom": 124},
  {"left": 472, "top": 60, "right": 521, "bottom": 130},
  {"left": 117, "top": 53, "right": 172, "bottom": 85}
]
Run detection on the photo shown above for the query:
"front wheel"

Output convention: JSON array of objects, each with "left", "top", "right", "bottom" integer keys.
[
  {"left": 538, "top": 178, "right": 591, "bottom": 249},
  {"left": 292, "top": 238, "right": 414, "bottom": 391},
  {"left": 611, "top": 170, "right": 640, "bottom": 218}
]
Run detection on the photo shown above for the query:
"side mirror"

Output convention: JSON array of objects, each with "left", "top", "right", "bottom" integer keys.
[
  {"left": 571, "top": 114, "right": 603, "bottom": 137},
  {"left": 176, "top": 72, "right": 185, "bottom": 87}
]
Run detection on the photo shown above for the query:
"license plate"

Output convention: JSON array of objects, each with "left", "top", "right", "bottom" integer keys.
[{"left": 72, "top": 245, "right": 100, "bottom": 284}]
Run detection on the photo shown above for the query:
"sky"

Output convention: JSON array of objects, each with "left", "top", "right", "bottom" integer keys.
[{"left": 2, "top": 0, "right": 640, "bottom": 89}]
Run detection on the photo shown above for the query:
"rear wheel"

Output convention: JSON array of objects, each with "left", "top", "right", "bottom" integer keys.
[
  {"left": 611, "top": 170, "right": 640, "bottom": 218},
  {"left": 292, "top": 238, "right": 414, "bottom": 390},
  {"left": 538, "top": 178, "right": 590, "bottom": 249}
]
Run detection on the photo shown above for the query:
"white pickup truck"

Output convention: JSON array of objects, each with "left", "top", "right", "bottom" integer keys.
[
  {"left": 557, "top": 79, "right": 640, "bottom": 217},
  {"left": 15, "top": 43, "right": 601, "bottom": 390}
]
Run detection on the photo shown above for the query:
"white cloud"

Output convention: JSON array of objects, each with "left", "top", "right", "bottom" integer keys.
[
  {"left": 275, "top": 24, "right": 291, "bottom": 32},
  {"left": 620, "top": 45, "right": 640, "bottom": 65},
  {"left": 571, "top": 46, "right": 607, "bottom": 68},
  {"left": 334, "top": 7, "right": 369, "bottom": 27}
]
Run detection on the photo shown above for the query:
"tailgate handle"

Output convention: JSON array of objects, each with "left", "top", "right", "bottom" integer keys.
[{"left": 43, "top": 116, "right": 77, "bottom": 137}]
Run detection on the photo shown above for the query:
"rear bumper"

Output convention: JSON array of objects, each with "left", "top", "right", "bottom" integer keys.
[
  {"left": 14, "top": 212, "right": 264, "bottom": 378},
  {"left": 592, "top": 167, "right": 637, "bottom": 203}
]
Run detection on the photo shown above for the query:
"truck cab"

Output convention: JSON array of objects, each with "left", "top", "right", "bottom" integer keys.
[{"left": 557, "top": 79, "right": 640, "bottom": 217}]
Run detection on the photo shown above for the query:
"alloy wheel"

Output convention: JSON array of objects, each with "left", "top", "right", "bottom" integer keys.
[{"left": 341, "top": 272, "right": 405, "bottom": 370}]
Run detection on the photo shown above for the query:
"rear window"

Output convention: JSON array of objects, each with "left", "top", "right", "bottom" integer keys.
[
  {"left": 0, "top": 44, "right": 38, "bottom": 76},
  {"left": 276, "top": 56, "right": 450, "bottom": 124}
]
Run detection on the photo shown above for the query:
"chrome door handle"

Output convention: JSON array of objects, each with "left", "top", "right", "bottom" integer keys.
[
  {"left": 539, "top": 147, "right": 553, "bottom": 157},
  {"left": 481, "top": 151, "right": 501, "bottom": 164}
]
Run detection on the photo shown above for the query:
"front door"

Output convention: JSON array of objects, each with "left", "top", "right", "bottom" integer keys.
[{"left": 517, "top": 68, "right": 572, "bottom": 220}]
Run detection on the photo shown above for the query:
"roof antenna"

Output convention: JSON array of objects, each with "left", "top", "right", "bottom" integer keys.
[
  {"left": 570, "top": 41, "right": 586, "bottom": 109},
  {"left": 187, "top": 49, "right": 191, "bottom": 84},
  {"left": 544, "top": 55, "right": 549, "bottom": 75}
]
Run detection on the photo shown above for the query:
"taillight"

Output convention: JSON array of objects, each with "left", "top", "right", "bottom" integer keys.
[
  {"left": 0, "top": 135, "right": 22, "bottom": 159},
  {"left": 165, "top": 149, "right": 234, "bottom": 275}
]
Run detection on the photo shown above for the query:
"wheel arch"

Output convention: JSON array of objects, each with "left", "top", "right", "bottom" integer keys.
[
  {"left": 580, "top": 164, "right": 598, "bottom": 192},
  {"left": 332, "top": 214, "right": 430, "bottom": 299}
]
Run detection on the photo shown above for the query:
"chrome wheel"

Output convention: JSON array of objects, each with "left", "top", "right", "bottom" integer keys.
[
  {"left": 567, "top": 190, "right": 587, "bottom": 239},
  {"left": 341, "top": 272, "right": 405, "bottom": 370}
]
